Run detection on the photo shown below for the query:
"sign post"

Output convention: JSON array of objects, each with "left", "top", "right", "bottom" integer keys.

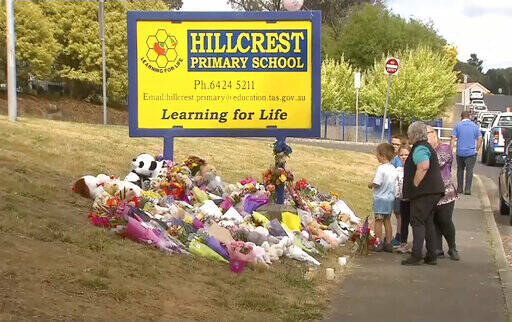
[
  {"left": 6, "top": 0, "right": 17, "bottom": 122},
  {"left": 381, "top": 57, "right": 399, "bottom": 141},
  {"left": 354, "top": 71, "right": 361, "bottom": 142},
  {"left": 99, "top": 0, "right": 107, "bottom": 125},
  {"left": 127, "top": 11, "right": 321, "bottom": 161}
]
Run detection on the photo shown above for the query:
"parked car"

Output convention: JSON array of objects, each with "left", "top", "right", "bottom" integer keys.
[
  {"left": 498, "top": 135, "right": 512, "bottom": 219},
  {"left": 479, "top": 113, "right": 496, "bottom": 135},
  {"left": 471, "top": 99, "right": 485, "bottom": 106},
  {"left": 482, "top": 112, "right": 512, "bottom": 165},
  {"left": 470, "top": 90, "right": 484, "bottom": 100}
]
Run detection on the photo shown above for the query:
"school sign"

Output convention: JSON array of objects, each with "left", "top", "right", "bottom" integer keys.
[{"left": 127, "top": 11, "right": 321, "bottom": 158}]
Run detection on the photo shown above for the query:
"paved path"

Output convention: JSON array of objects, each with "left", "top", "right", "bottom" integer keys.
[{"left": 325, "top": 184, "right": 506, "bottom": 322}]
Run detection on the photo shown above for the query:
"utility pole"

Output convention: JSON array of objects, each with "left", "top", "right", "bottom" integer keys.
[
  {"left": 6, "top": 0, "right": 17, "bottom": 122},
  {"left": 99, "top": 0, "right": 107, "bottom": 125}
]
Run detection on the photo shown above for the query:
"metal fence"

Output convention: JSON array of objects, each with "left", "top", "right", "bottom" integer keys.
[
  {"left": 320, "top": 111, "right": 391, "bottom": 143},
  {"left": 320, "top": 110, "right": 444, "bottom": 143}
]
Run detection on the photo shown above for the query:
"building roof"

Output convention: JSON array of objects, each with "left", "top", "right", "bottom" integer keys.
[
  {"left": 457, "top": 82, "right": 490, "bottom": 93},
  {"left": 484, "top": 95, "right": 512, "bottom": 112}
]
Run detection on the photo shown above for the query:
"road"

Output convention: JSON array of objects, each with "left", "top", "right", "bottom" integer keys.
[{"left": 474, "top": 156, "right": 512, "bottom": 268}]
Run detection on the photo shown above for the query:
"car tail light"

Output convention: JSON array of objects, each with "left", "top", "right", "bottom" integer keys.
[{"left": 494, "top": 129, "right": 500, "bottom": 144}]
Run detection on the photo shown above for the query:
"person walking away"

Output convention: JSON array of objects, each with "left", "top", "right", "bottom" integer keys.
[
  {"left": 402, "top": 122, "right": 445, "bottom": 266},
  {"left": 427, "top": 126, "right": 460, "bottom": 261},
  {"left": 390, "top": 135, "right": 404, "bottom": 247},
  {"left": 395, "top": 145, "right": 411, "bottom": 254},
  {"left": 368, "top": 143, "right": 397, "bottom": 252},
  {"left": 451, "top": 111, "right": 482, "bottom": 195}
]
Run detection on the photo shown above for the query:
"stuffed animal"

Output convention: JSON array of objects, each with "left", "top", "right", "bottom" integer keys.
[
  {"left": 125, "top": 153, "right": 163, "bottom": 188},
  {"left": 194, "top": 164, "right": 224, "bottom": 196},
  {"left": 72, "top": 174, "right": 114, "bottom": 199},
  {"left": 307, "top": 220, "right": 338, "bottom": 248},
  {"left": 103, "top": 180, "right": 141, "bottom": 202}
]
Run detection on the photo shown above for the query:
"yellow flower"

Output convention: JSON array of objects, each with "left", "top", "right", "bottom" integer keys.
[{"left": 279, "top": 174, "right": 287, "bottom": 182}]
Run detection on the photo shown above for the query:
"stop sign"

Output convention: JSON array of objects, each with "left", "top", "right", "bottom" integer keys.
[{"left": 385, "top": 57, "right": 399, "bottom": 75}]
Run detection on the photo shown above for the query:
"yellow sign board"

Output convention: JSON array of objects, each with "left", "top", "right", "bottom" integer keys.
[{"left": 129, "top": 12, "right": 320, "bottom": 135}]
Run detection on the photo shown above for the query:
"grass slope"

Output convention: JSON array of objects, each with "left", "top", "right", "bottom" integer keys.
[{"left": 0, "top": 116, "right": 376, "bottom": 321}]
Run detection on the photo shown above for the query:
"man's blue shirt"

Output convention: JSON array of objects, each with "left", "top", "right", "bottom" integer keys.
[{"left": 452, "top": 119, "right": 481, "bottom": 157}]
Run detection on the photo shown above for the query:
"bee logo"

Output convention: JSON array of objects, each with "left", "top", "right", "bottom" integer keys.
[{"left": 141, "top": 29, "right": 182, "bottom": 72}]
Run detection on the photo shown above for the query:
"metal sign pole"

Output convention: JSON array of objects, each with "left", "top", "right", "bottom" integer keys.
[
  {"left": 99, "top": 0, "right": 107, "bottom": 125},
  {"left": 6, "top": 0, "right": 17, "bottom": 122},
  {"left": 354, "top": 71, "right": 361, "bottom": 142},
  {"left": 355, "top": 87, "right": 359, "bottom": 142},
  {"left": 381, "top": 74, "right": 392, "bottom": 141}
]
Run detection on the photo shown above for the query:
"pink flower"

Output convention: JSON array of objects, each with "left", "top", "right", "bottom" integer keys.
[
  {"left": 229, "top": 259, "right": 246, "bottom": 274},
  {"left": 88, "top": 212, "right": 110, "bottom": 228},
  {"left": 240, "top": 177, "right": 257, "bottom": 185}
]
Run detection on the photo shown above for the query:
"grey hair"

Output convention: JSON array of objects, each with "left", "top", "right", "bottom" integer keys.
[{"left": 407, "top": 121, "right": 428, "bottom": 144}]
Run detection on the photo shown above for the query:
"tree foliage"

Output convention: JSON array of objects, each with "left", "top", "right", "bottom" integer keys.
[
  {"left": 362, "top": 47, "right": 458, "bottom": 121},
  {"left": 321, "top": 56, "right": 356, "bottom": 112},
  {"left": 486, "top": 68, "right": 512, "bottom": 95},
  {"left": 467, "top": 53, "right": 483, "bottom": 72},
  {"left": 1, "top": 0, "right": 180, "bottom": 104},
  {"left": 334, "top": 4, "right": 447, "bottom": 70},
  {"left": 0, "top": 1, "right": 58, "bottom": 83}
]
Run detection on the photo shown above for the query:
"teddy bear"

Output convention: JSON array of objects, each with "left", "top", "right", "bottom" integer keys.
[
  {"left": 103, "top": 180, "right": 141, "bottom": 202},
  {"left": 125, "top": 153, "right": 163, "bottom": 189},
  {"left": 307, "top": 220, "right": 338, "bottom": 248},
  {"left": 72, "top": 174, "right": 113, "bottom": 199},
  {"left": 193, "top": 164, "right": 224, "bottom": 197}
]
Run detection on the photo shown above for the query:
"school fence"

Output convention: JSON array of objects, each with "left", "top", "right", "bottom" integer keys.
[{"left": 320, "top": 110, "right": 443, "bottom": 143}]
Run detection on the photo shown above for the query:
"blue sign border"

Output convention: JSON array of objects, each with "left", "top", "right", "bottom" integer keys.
[{"left": 127, "top": 11, "right": 321, "bottom": 139}]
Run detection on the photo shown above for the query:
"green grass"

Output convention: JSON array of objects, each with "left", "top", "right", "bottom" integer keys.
[{"left": 0, "top": 115, "right": 376, "bottom": 321}]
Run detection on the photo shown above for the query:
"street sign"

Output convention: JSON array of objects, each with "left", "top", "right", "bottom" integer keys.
[
  {"left": 354, "top": 71, "right": 361, "bottom": 89},
  {"left": 385, "top": 57, "right": 399, "bottom": 75}
]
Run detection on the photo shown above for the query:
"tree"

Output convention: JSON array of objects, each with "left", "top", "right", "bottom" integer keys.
[
  {"left": 335, "top": 4, "right": 447, "bottom": 70},
  {"left": 361, "top": 46, "right": 458, "bottom": 121},
  {"left": 454, "top": 61, "right": 487, "bottom": 84},
  {"left": 37, "top": 0, "right": 175, "bottom": 105},
  {"left": 321, "top": 56, "right": 356, "bottom": 112},
  {"left": 227, "top": 0, "right": 381, "bottom": 31},
  {"left": 486, "top": 68, "right": 512, "bottom": 95},
  {"left": 163, "top": 0, "right": 183, "bottom": 10},
  {"left": 0, "top": 1, "right": 58, "bottom": 85},
  {"left": 467, "top": 53, "right": 483, "bottom": 72},
  {"left": 227, "top": 0, "right": 282, "bottom": 11}
]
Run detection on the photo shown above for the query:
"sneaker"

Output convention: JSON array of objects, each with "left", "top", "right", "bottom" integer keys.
[
  {"left": 374, "top": 242, "right": 384, "bottom": 252},
  {"left": 391, "top": 237, "right": 401, "bottom": 247},
  {"left": 401, "top": 256, "right": 422, "bottom": 266},
  {"left": 424, "top": 256, "right": 437, "bottom": 265},
  {"left": 435, "top": 249, "right": 445, "bottom": 258},
  {"left": 384, "top": 242, "right": 393, "bottom": 253},
  {"left": 464, "top": 191, "right": 471, "bottom": 195},
  {"left": 448, "top": 249, "right": 460, "bottom": 261},
  {"left": 396, "top": 244, "right": 408, "bottom": 253}
]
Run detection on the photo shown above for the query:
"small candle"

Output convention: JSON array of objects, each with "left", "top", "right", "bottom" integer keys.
[{"left": 326, "top": 268, "right": 335, "bottom": 280}]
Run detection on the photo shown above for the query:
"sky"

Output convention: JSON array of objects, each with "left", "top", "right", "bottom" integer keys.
[{"left": 180, "top": 0, "right": 512, "bottom": 70}]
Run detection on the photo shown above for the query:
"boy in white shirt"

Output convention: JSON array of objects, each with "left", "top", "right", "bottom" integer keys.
[{"left": 368, "top": 143, "right": 398, "bottom": 252}]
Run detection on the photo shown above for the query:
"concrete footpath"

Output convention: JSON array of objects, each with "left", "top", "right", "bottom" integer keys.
[{"left": 325, "top": 180, "right": 507, "bottom": 322}]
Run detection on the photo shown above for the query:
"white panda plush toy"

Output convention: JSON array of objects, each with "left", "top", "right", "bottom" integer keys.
[{"left": 125, "top": 153, "right": 163, "bottom": 189}]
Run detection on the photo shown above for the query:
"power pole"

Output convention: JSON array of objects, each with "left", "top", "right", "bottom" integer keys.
[
  {"left": 6, "top": 0, "right": 17, "bottom": 122},
  {"left": 99, "top": 0, "right": 107, "bottom": 125}
]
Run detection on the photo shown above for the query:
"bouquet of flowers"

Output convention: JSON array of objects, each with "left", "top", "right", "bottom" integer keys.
[{"left": 350, "top": 218, "right": 378, "bottom": 255}]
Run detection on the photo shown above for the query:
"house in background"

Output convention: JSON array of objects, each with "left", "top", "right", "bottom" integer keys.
[{"left": 456, "top": 82, "right": 490, "bottom": 105}]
